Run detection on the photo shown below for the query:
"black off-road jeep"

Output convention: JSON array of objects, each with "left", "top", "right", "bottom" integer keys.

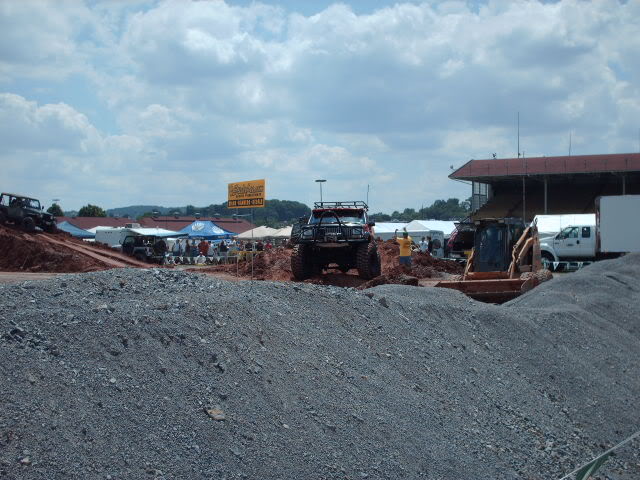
[
  {"left": 121, "top": 235, "right": 169, "bottom": 264},
  {"left": 291, "top": 201, "right": 381, "bottom": 280},
  {"left": 0, "top": 193, "right": 57, "bottom": 233}
]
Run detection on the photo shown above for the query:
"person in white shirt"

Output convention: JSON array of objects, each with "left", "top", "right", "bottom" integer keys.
[{"left": 419, "top": 236, "right": 429, "bottom": 253}]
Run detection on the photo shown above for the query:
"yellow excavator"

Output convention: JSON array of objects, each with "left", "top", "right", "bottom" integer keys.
[{"left": 435, "top": 218, "right": 551, "bottom": 303}]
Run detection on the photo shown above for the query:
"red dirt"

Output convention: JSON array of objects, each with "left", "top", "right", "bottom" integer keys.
[
  {"left": 0, "top": 225, "right": 149, "bottom": 273},
  {"left": 197, "top": 240, "right": 463, "bottom": 289}
]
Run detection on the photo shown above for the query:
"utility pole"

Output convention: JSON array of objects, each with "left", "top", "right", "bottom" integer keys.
[{"left": 517, "top": 112, "right": 520, "bottom": 158}]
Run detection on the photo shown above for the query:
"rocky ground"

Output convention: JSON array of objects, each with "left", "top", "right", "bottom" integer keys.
[{"left": 0, "top": 255, "right": 639, "bottom": 479}]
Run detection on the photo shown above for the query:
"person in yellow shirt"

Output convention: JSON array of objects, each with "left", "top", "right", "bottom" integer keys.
[{"left": 394, "top": 229, "right": 413, "bottom": 269}]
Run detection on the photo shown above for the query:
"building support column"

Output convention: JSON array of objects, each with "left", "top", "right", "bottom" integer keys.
[
  {"left": 622, "top": 175, "right": 626, "bottom": 195},
  {"left": 544, "top": 177, "right": 548, "bottom": 214}
]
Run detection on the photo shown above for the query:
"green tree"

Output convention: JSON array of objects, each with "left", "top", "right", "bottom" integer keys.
[
  {"left": 78, "top": 204, "right": 107, "bottom": 217},
  {"left": 47, "top": 203, "right": 64, "bottom": 217}
]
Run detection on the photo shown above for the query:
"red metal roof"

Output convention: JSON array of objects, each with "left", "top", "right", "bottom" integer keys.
[
  {"left": 137, "top": 216, "right": 255, "bottom": 234},
  {"left": 450, "top": 153, "right": 640, "bottom": 180}
]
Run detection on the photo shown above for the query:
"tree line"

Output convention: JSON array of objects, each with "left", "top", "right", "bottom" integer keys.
[
  {"left": 369, "top": 198, "right": 471, "bottom": 222},
  {"left": 50, "top": 197, "right": 471, "bottom": 226}
]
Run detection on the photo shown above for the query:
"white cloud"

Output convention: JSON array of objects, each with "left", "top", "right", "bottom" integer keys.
[{"left": 1, "top": 0, "right": 638, "bottom": 213}]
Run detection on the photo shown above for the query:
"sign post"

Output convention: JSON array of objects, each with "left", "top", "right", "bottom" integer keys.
[{"left": 228, "top": 179, "right": 266, "bottom": 281}]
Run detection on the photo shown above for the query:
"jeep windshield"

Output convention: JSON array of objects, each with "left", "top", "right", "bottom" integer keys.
[
  {"left": 310, "top": 210, "right": 365, "bottom": 224},
  {"left": 25, "top": 199, "right": 41, "bottom": 209}
]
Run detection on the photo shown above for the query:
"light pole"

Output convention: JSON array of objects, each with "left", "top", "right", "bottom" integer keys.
[{"left": 315, "top": 179, "right": 326, "bottom": 203}]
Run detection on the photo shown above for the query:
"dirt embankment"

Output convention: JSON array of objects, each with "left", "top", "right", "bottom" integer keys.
[
  {"left": 0, "top": 225, "right": 147, "bottom": 273},
  {"left": 199, "top": 240, "right": 463, "bottom": 288}
]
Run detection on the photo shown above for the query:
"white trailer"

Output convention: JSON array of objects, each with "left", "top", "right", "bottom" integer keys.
[
  {"left": 597, "top": 194, "right": 640, "bottom": 254},
  {"left": 94, "top": 227, "right": 125, "bottom": 248},
  {"left": 95, "top": 226, "right": 181, "bottom": 248}
]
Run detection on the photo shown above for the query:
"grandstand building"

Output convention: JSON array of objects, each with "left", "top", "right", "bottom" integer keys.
[{"left": 450, "top": 153, "right": 640, "bottom": 221}]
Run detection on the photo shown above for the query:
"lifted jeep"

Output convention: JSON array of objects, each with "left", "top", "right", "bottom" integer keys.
[
  {"left": 0, "top": 193, "right": 57, "bottom": 233},
  {"left": 291, "top": 201, "right": 381, "bottom": 280},
  {"left": 121, "top": 235, "right": 169, "bottom": 264}
]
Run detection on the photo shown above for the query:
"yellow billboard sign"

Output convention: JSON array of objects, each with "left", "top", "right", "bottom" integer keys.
[{"left": 227, "top": 179, "right": 266, "bottom": 209}]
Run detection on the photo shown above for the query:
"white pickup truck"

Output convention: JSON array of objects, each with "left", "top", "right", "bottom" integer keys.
[{"left": 538, "top": 195, "right": 640, "bottom": 263}]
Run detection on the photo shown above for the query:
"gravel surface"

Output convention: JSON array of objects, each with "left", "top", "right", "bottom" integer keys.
[{"left": 1, "top": 254, "right": 639, "bottom": 479}]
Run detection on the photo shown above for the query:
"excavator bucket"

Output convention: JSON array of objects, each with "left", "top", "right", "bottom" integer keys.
[{"left": 434, "top": 276, "right": 538, "bottom": 304}]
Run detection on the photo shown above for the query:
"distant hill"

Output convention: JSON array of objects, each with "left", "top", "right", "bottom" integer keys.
[{"left": 106, "top": 205, "right": 174, "bottom": 219}]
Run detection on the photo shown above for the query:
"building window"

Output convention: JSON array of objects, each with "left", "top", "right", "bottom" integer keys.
[{"left": 472, "top": 182, "right": 489, "bottom": 211}]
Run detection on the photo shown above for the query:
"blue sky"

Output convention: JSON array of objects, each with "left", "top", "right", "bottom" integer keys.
[{"left": 1, "top": 0, "right": 639, "bottom": 212}]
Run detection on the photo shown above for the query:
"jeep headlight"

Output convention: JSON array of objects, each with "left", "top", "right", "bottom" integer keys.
[
  {"left": 301, "top": 229, "right": 313, "bottom": 238},
  {"left": 351, "top": 227, "right": 363, "bottom": 237}
]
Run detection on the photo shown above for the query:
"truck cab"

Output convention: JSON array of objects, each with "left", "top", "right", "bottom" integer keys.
[{"left": 539, "top": 224, "right": 596, "bottom": 262}]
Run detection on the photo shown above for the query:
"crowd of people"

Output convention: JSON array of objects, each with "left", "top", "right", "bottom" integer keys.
[{"left": 165, "top": 237, "right": 276, "bottom": 265}]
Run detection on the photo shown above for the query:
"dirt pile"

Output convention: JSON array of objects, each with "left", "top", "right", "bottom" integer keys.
[
  {"left": 203, "top": 241, "right": 462, "bottom": 287},
  {"left": 1, "top": 256, "right": 639, "bottom": 479},
  {"left": 0, "top": 225, "right": 148, "bottom": 273},
  {"left": 378, "top": 239, "right": 463, "bottom": 277},
  {"left": 206, "top": 247, "right": 294, "bottom": 281},
  {"left": 0, "top": 226, "right": 109, "bottom": 273}
]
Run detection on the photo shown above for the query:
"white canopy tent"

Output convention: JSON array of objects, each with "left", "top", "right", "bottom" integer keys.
[
  {"left": 272, "top": 226, "right": 293, "bottom": 238},
  {"left": 371, "top": 222, "right": 408, "bottom": 241},
  {"left": 404, "top": 220, "right": 447, "bottom": 258},
  {"left": 237, "top": 226, "right": 279, "bottom": 240},
  {"left": 406, "top": 220, "right": 457, "bottom": 237}
]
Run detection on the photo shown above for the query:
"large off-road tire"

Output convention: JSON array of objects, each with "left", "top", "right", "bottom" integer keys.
[
  {"left": 22, "top": 216, "right": 35, "bottom": 232},
  {"left": 0, "top": 210, "right": 6, "bottom": 225},
  {"left": 135, "top": 252, "right": 147, "bottom": 262},
  {"left": 43, "top": 223, "right": 58, "bottom": 233},
  {"left": 291, "top": 244, "right": 313, "bottom": 280},
  {"left": 540, "top": 251, "right": 557, "bottom": 270},
  {"left": 356, "top": 242, "right": 381, "bottom": 280},
  {"left": 338, "top": 264, "right": 350, "bottom": 274}
]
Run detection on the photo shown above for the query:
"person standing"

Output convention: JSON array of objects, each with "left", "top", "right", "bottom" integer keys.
[
  {"left": 426, "top": 236, "right": 433, "bottom": 255},
  {"left": 419, "top": 236, "right": 428, "bottom": 253},
  {"left": 394, "top": 229, "right": 413, "bottom": 269},
  {"left": 172, "top": 239, "right": 182, "bottom": 256},
  {"left": 219, "top": 239, "right": 229, "bottom": 262},
  {"left": 198, "top": 238, "right": 209, "bottom": 257}
]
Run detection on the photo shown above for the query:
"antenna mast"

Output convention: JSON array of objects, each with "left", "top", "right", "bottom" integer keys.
[{"left": 517, "top": 112, "right": 520, "bottom": 158}]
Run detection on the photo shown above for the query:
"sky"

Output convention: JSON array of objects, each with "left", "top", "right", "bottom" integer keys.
[{"left": 1, "top": 0, "right": 639, "bottom": 213}]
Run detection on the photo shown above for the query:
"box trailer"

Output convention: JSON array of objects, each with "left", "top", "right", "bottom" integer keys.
[{"left": 596, "top": 194, "right": 640, "bottom": 254}]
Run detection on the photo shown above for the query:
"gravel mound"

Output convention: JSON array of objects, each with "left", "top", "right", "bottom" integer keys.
[{"left": 1, "top": 255, "right": 639, "bottom": 479}]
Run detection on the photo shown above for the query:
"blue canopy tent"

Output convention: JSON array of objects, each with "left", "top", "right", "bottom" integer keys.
[
  {"left": 57, "top": 221, "right": 95, "bottom": 239},
  {"left": 178, "top": 220, "right": 235, "bottom": 240}
]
